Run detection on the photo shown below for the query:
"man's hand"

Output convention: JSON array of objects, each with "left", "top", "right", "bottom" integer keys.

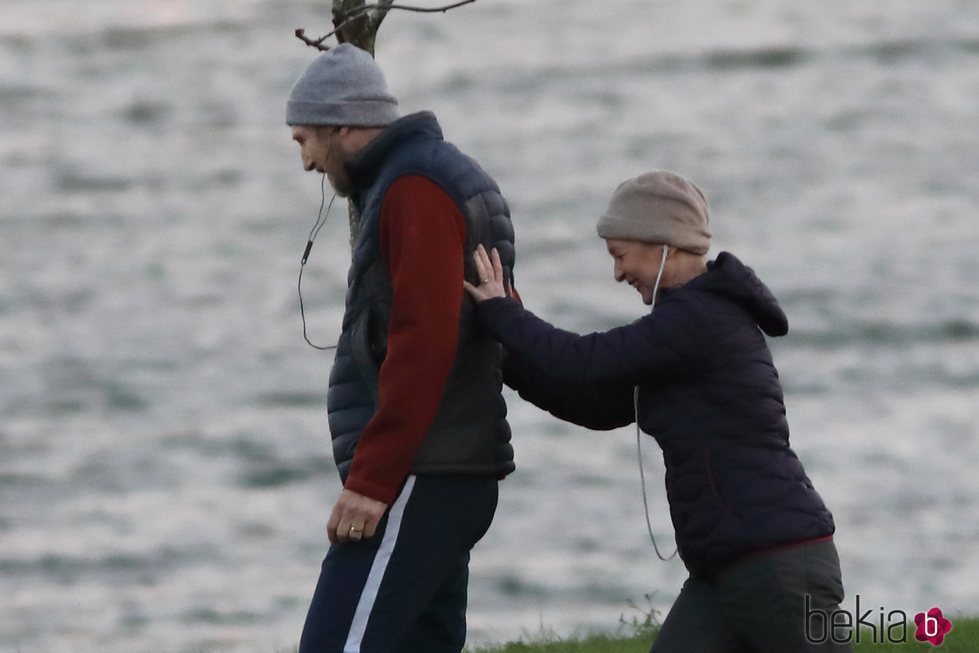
[{"left": 327, "top": 489, "right": 388, "bottom": 544}]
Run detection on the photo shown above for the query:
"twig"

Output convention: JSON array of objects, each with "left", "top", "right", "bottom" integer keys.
[
  {"left": 296, "top": 0, "right": 476, "bottom": 51},
  {"left": 356, "top": 0, "right": 475, "bottom": 13},
  {"left": 295, "top": 28, "right": 332, "bottom": 51}
]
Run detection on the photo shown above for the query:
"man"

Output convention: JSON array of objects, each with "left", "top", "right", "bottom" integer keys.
[{"left": 285, "top": 44, "right": 517, "bottom": 652}]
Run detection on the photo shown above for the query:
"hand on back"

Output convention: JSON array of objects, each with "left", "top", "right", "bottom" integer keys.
[{"left": 463, "top": 244, "right": 511, "bottom": 303}]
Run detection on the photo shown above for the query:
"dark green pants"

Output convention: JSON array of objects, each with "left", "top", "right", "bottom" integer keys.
[{"left": 650, "top": 539, "right": 852, "bottom": 653}]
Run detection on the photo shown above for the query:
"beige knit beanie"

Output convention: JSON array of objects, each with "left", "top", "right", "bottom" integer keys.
[{"left": 595, "top": 170, "right": 711, "bottom": 254}]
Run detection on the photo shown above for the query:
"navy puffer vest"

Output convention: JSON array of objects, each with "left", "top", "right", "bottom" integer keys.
[{"left": 327, "top": 112, "right": 516, "bottom": 481}]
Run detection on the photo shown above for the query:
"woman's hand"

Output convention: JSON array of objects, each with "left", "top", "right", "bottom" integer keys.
[{"left": 463, "top": 244, "right": 509, "bottom": 303}]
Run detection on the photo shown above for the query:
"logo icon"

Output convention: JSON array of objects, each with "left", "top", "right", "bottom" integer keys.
[{"left": 914, "top": 607, "right": 953, "bottom": 647}]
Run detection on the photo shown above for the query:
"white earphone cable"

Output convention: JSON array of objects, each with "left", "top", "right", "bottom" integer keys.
[{"left": 636, "top": 244, "right": 678, "bottom": 561}]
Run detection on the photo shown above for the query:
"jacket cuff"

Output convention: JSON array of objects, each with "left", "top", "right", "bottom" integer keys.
[
  {"left": 476, "top": 296, "right": 519, "bottom": 317},
  {"left": 475, "top": 296, "right": 520, "bottom": 331}
]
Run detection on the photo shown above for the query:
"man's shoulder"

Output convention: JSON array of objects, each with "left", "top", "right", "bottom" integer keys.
[
  {"left": 381, "top": 175, "right": 459, "bottom": 218},
  {"left": 380, "top": 146, "right": 501, "bottom": 209}
]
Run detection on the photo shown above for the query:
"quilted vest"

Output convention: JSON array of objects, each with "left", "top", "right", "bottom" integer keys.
[{"left": 327, "top": 112, "right": 516, "bottom": 482}]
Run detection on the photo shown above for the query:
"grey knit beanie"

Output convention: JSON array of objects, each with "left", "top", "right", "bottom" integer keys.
[
  {"left": 286, "top": 44, "right": 398, "bottom": 127},
  {"left": 595, "top": 170, "right": 711, "bottom": 254}
]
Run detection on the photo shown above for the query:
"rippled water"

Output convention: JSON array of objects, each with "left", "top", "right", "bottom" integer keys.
[{"left": 2, "top": 1, "right": 978, "bottom": 651}]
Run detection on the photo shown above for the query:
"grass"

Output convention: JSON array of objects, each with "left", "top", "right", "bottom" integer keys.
[
  {"left": 467, "top": 612, "right": 979, "bottom": 652},
  {"left": 469, "top": 630, "right": 652, "bottom": 653},
  {"left": 468, "top": 598, "right": 661, "bottom": 653},
  {"left": 186, "top": 601, "right": 979, "bottom": 652}
]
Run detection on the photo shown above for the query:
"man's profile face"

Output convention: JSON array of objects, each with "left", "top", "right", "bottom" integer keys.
[
  {"left": 291, "top": 125, "right": 333, "bottom": 173},
  {"left": 291, "top": 124, "right": 357, "bottom": 196}
]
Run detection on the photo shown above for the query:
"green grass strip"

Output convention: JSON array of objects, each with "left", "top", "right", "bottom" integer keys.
[{"left": 468, "top": 617, "right": 979, "bottom": 652}]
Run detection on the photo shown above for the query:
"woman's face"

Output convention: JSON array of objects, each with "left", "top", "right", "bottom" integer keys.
[{"left": 605, "top": 238, "right": 671, "bottom": 305}]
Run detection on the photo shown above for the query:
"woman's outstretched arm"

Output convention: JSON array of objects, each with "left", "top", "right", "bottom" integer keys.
[
  {"left": 501, "top": 351, "right": 636, "bottom": 430},
  {"left": 465, "top": 246, "right": 701, "bottom": 387}
]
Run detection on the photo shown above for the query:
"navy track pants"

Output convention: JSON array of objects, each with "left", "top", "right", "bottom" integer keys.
[{"left": 298, "top": 474, "right": 499, "bottom": 653}]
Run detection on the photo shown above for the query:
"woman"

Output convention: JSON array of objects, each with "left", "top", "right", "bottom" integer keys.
[{"left": 464, "top": 171, "right": 850, "bottom": 653}]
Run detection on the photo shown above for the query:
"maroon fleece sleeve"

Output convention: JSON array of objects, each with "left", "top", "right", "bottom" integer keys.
[{"left": 343, "top": 175, "right": 467, "bottom": 504}]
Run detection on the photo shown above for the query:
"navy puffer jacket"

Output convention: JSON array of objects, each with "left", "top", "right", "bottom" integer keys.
[{"left": 477, "top": 252, "right": 835, "bottom": 578}]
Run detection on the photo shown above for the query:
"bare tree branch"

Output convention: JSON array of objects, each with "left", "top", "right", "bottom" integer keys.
[
  {"left": 296, "top": 0, "right": 476, "bottom": 52},
  {"left": 357, "top": 0, "right": 475, "bottom": 14},
  {"left": 294, "top": 28, "right": 331, "bottom": 51}
]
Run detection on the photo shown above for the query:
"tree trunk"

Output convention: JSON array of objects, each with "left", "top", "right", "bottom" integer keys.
[
  {"left": 332, "top": 0, "right": 394, "bottom": 56},
  {"left": 332, "top": 0, "right": 394, "bottom": 246}
]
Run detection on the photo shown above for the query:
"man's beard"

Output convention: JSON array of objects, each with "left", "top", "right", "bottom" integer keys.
[{"left": 329, "top": 174, "right": 353, "bottom": 198}]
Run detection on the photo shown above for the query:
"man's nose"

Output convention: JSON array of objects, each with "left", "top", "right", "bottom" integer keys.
[{"left": 613, "top": 262, "right": 624, "bottom": 282}]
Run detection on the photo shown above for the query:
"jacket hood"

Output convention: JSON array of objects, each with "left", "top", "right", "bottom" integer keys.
[{"left": 688, "top": 251, "right": 789, "bottom": 336}]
